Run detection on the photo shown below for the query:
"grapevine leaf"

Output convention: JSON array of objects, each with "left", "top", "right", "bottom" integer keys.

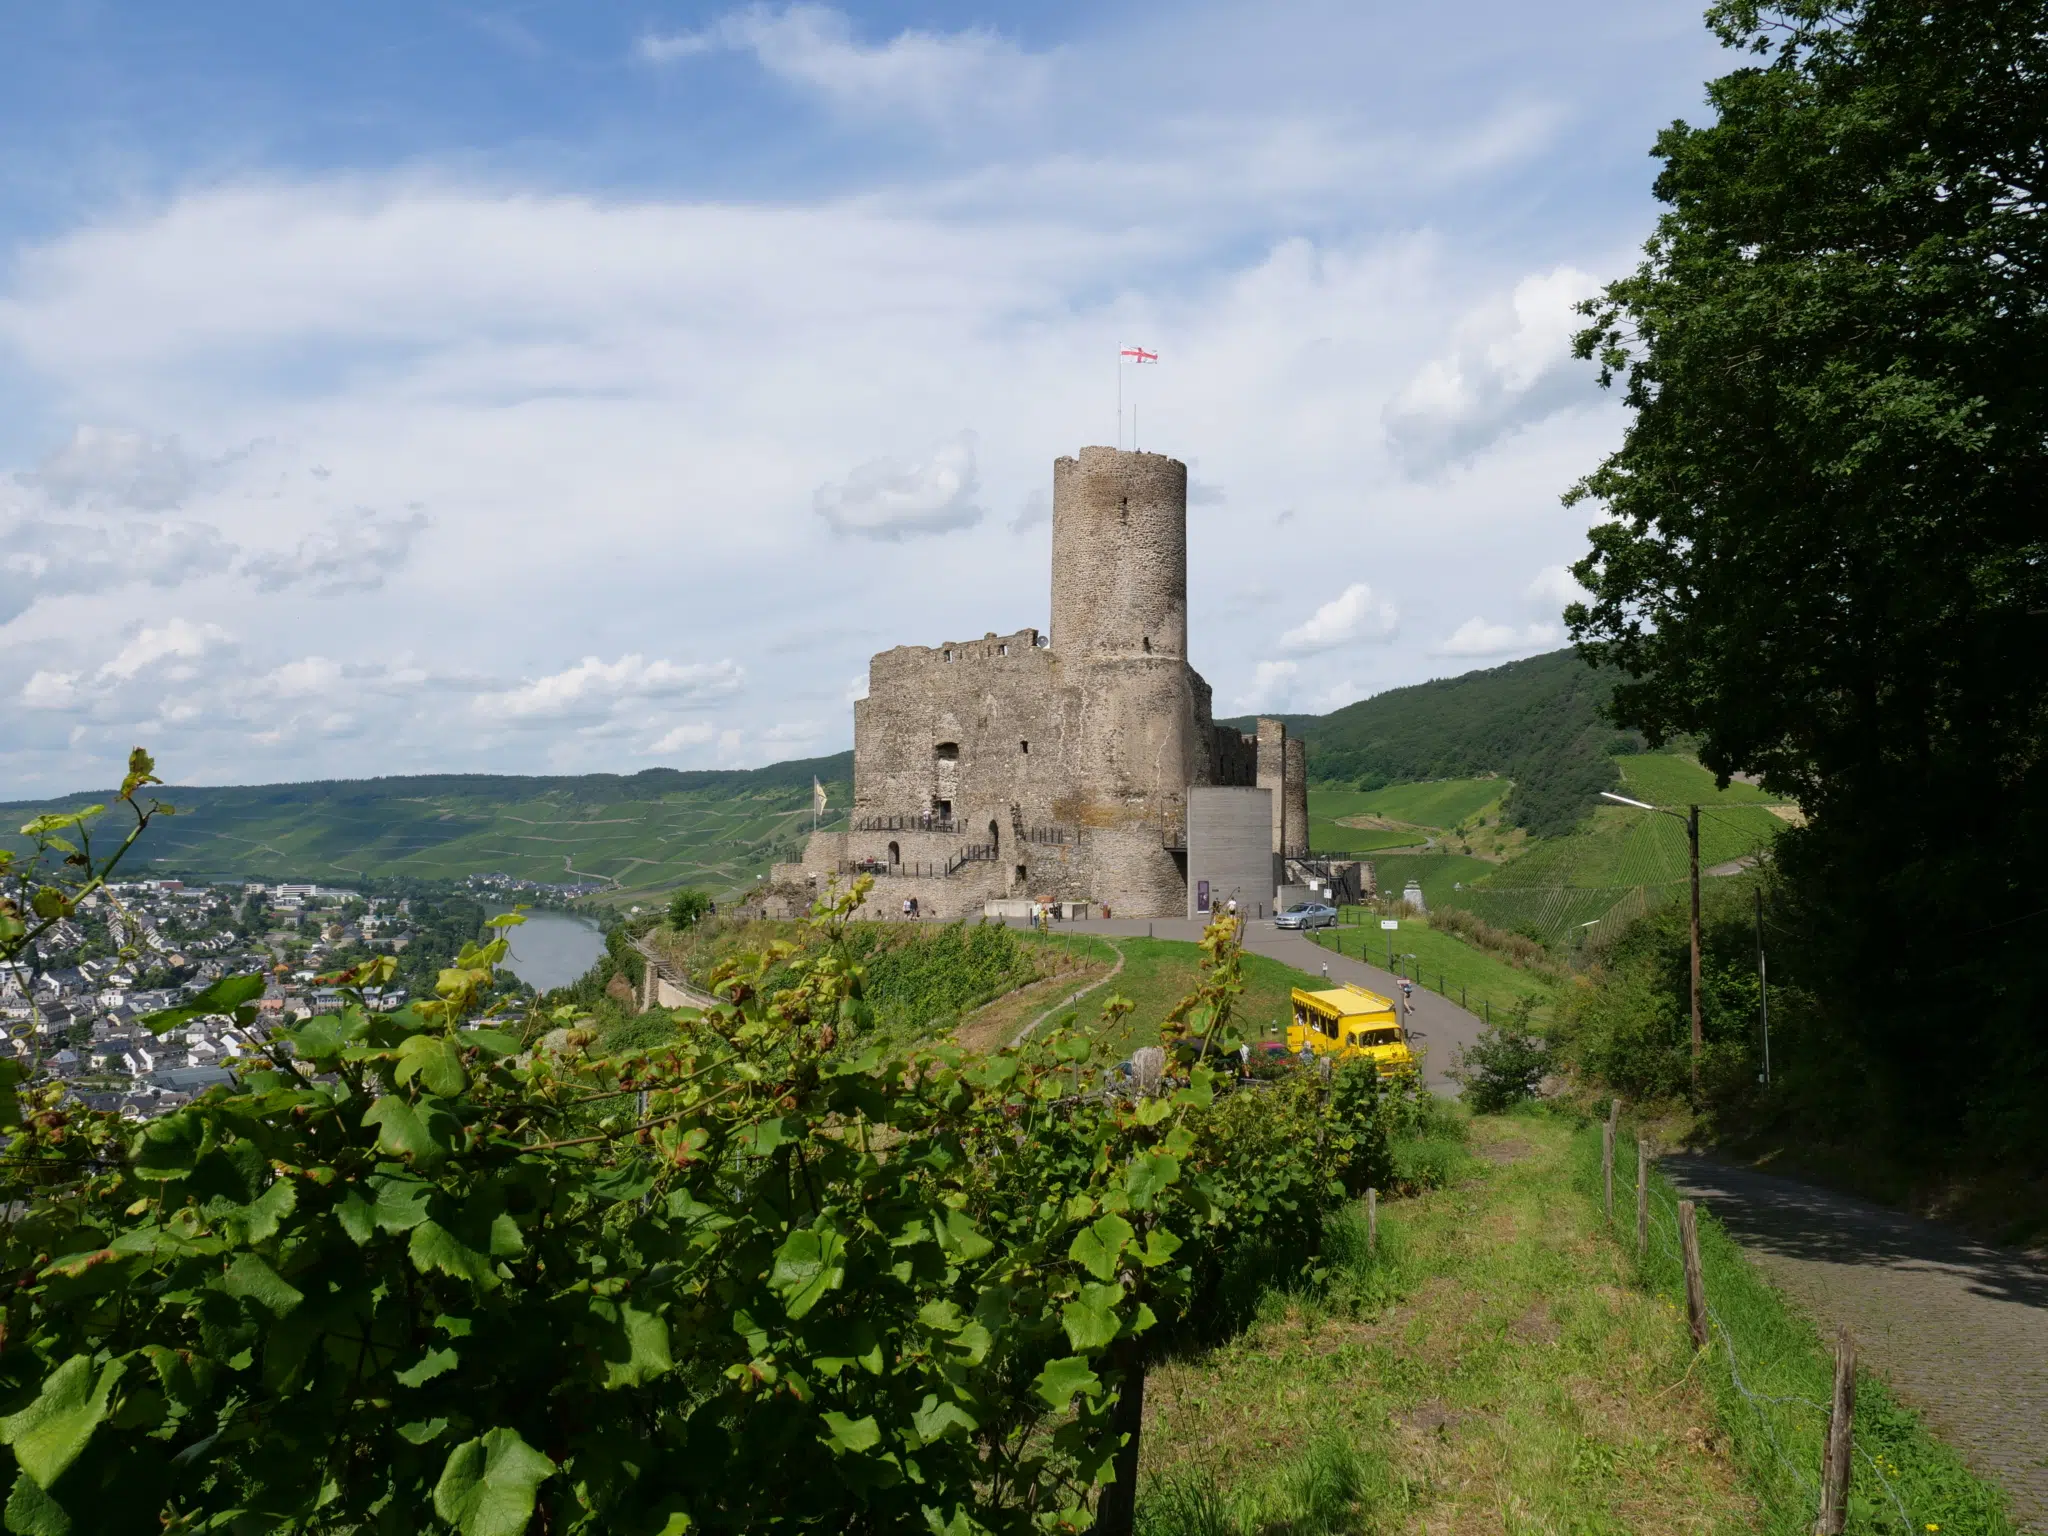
[
  {"left": 432, "top": 1428, "right": 555, "bottom": 1536},
  {"left": 769, "top": 1227, "right": 846, "bottom": 1320},
  {"left": 240, "top": 1178, "right": 296, "bottom": 1244},
  {"left": 0, "top": 1355, "right": 124, "bottom": 1489},
  {"left": 1125, "top": 1152, "right": 1181, "bottom": 1210},
  {"left": 395, "top": 1347, "right": 459, "bottom": 1388},
  {"left": 1067, "top": 1213, "right": 1133, "bottom": 1282},
  {"left": 599, "top": 1303, "right": 673, "bottom": 1389},
  {"left": 818, "top": 1411, "right": 880, "bottom": 1455},
  {"left": 936, "top": 1209, "right": 993, "bottom": 1263},
  {"left": 410, "top": 1221, "right": 499, "bottom": 1293},
  {"left": 910, "top": 1394, "right": 978, "bottom": 1443},
  {"left": 398, "top": 1418, "right": 450, "bottom": 1445},
  {"left": 334, "top": 1189, "right": 375, "bottom": 1246},
  {"left": 1032, "top": 1356, "right": 1101, "bottom": 1410},
  {"left": 363, "top": 1095, "right": 438, "bottom": 1163},
  {"left": 396, "top": 1033, "right": 467, "bottom": 1097},
  {"left": 140, "top": 973, "right": 265, "bottom": 1036},
  {"left": 1059, "top": 1283, "right": 1124, "bottom": 1351},
  {"left": 219, "top": 1254, "right": 303, "bottom": 1315},
  {"left": 3, "top": 1468, "right": 70, "bottom": 1536},
  {"left": 1139, "top": 1228, "right": 1183, "bottom": 1267},
  {"left": 1136, "top": 1096, "right": 1174, "bottom": 1126},
  {"left": 370, "top": 1176, "right": 434, "bottom": 1234}
]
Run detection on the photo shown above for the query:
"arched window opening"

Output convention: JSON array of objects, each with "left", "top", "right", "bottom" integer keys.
[
  {"left": 887, "top": 841, "right": 900, "bottom": 868},
  {"left": 989, "top": 819, "right": 1001, "bottom": 853}
]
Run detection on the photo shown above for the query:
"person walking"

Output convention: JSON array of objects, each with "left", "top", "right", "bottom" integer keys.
[
  {"left": 902, "top": 897, "right": 913, "bottom": 921},
  {"left": 1226, "top": 896, "right": 1239, "bottom": 922}
]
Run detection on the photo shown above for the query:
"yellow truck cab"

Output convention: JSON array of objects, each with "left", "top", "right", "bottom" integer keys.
[{"left": 1286, "top": 984, "right": 1416, "bottom": 1076}]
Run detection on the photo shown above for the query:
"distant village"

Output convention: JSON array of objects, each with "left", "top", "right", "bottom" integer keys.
[{"left": 0, "top": 871, "right": 595, "bottom": 1120}]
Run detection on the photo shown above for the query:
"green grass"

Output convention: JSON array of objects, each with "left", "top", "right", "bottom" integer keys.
[
  {"left": 1365, "top": 852, "right": 1498, "bottom": 910},
  {"left": 1131, "top": 1113, "right": 2014, "bottom": 1535},
  {"left": 1418, "top": 802, "right": 1791, "bottom": 944},
  {"left": 1034, "top": 938, "right": 1320, "bottom": 1061},
  {"left": 1321, "top": 910, "right": 1559, "bottom": 1025},
  {"left": 1594, "top": 1126, "right": 2016, "bottom": 1536},
  {"left": 1134, "top": 1114, "right": 1763, "bottom": 1534},
  {"left": 1306, "top": 816, "right": 1430, "bottom": 855},
  {"left": 1309, "top": 779, "right": 1506, "bottom": 831},
  {"left": 1615, "top": 753, "right": 1789, "bottom": 809}
]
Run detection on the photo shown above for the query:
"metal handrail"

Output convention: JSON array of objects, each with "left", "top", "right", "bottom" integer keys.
[{"left": 851, "top": 815, "right": 963, "bottom": 834}]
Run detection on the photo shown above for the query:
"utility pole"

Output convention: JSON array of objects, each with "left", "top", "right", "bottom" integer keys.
[
  {"left": 1754, "top": 884, "right": 1770, "bottom": 1088},
  {"left": 1688, "top": 803, "right": 1702, "bottom": 1095}
]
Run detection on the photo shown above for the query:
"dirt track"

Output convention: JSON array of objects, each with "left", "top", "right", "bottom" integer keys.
[{"left": 1664, "top": 1155, "right": 2048, "bottom": 1532}]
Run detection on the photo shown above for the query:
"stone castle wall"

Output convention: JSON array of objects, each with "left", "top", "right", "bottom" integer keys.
[
  {"left": 1283, "top": 737, "right": 1310, "bottom": 857},
  {"left": 790, "top": 445, "right": 1301, "bottom": 919}
]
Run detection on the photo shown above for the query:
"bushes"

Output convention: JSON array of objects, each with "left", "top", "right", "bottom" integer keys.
[
  {"left": 0, "top": 889, "right": 1386, "bottom": 1535},
  {"left": 1453, "top": 998, "right": 1554, "bottom": 1113}
]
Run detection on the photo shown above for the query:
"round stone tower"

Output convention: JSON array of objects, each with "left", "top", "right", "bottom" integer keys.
[
  {"left": 1047, "top": 447, "right": 1198, "bottom": 916},
  {"left": 1050, "top": 448, "right": 1188, "bottom": 661}
]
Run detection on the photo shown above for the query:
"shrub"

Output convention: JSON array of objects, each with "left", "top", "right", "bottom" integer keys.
[
  {"left": 0, "top": 817, "right": 1387, "bottom": 1535},
  {"left": 1454, "top": 997, "right": 1554, "bottom": 1112}
]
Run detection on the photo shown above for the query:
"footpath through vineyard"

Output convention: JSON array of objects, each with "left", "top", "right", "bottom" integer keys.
[{"left": 1134, "top": 1114, "right": 1760, "bottom": 1533}]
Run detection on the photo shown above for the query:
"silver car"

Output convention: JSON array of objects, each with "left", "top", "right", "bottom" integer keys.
[{"left": 1274, "top": 901, "right": 1339, "bottom": 930}]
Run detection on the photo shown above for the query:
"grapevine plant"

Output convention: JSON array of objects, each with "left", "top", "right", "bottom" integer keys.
[{"left": 0, "top": 759, "right": 1392, "bottom": 1535}]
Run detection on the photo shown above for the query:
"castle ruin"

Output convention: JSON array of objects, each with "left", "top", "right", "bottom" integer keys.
[{"left": 773, "top": 446, "right": 1317, "bottom": 920}]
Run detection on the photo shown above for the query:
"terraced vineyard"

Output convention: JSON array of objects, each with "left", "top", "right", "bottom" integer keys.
[{"left": 1355, "top": 755, "right": 1799, "bottom": 944}]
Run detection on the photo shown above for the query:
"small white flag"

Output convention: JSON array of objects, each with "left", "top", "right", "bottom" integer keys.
[{"left": 813, "top": 777, "right": 828, "bottom": 817}]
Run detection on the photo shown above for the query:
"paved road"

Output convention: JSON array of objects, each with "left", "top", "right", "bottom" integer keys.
[
  {"left": 997, "top": 917, "right": 1486, "bottom": 1097},
  {"left": 1665, "top": 1155, "right": 2048, "bottom": 1532}
]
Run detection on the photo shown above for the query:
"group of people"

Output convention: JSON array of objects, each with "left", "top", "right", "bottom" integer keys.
[{"left": 900, "top": 896, "right": 923, "bottom": 920}]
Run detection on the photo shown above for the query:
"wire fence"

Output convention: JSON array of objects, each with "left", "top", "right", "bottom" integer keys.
[{"left": 1619, "top": 1136, "right": 1922, "bottom": 1535}]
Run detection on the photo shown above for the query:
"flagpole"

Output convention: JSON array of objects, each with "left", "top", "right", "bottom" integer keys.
[{"left": 1116, "top": 351, "right": 1122, "bottom": 450}]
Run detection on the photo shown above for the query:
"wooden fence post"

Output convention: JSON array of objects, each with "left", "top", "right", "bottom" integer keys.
[
  {"left": 1814, "top": 1325, "right": 1856, "bottom": 1534},
  {"left": 1636, "top": 1137, "right": 1650, "bottom": 1255},
  {"left": 1602, "top": 1120, "right": 1615, "bottom": 1223},
  {"left": 1093, "top": 1351, "right": 1147, "bottom": 1536},
  {"left": 1367, "top": 1187, "right": 1378, "bottom": 1256},
  {"left": 1677, "top": 1200, "right": 1708, "bottom": 1351}
]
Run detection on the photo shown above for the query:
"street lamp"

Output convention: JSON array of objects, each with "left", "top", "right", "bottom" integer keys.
[{"left": 1601, "top": 790, "right": 1703, "bottom": 1093}]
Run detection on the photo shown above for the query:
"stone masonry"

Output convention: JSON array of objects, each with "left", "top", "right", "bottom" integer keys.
[{"left": 771, "top": 446, "right": 1304, "bottom": 920}]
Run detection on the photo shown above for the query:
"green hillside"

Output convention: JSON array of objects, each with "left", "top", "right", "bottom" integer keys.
[
  {"left": 0, "top": 753, "right": 854, "bottom": 901},
  {"left": 1224, "top": 650, "right": 1639, "bottom": 836}
]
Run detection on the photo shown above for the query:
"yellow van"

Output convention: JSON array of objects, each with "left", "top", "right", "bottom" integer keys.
[{"left": 1286, "top": 984, "right": 1415, "bottom": 1076}]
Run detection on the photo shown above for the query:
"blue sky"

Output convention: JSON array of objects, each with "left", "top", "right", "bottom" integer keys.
[{"left": 0, "top": 1, "right": 1729, "bottom": 791}]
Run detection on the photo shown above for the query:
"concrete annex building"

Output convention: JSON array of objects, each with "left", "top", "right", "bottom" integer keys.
[{"left": 774, "top": 446, "right": 1337, "bottom": 921}]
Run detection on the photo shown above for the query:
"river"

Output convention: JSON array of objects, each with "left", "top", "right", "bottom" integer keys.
[{"left": 496, "top": 908, "right": 608, "bottom": 992}]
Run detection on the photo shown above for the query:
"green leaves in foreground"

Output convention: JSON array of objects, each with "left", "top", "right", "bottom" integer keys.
[
  {"left": 433, "top": 1429, "right": 555, "bottom": 1536},
  {"left": 0, "top": 882, "right": 1393, "bottom": 1534}
]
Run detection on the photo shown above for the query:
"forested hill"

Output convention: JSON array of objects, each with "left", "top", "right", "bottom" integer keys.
[
  {"left": 1222, "top": 650, "right": 1640, "bottom": 837},
  {"left": 0, "top": 750, "right": 855, "bottom": 898}
]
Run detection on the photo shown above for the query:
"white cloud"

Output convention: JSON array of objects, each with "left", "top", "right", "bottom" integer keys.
[
  {"left": 21, "top": 670, "right": 80, "bottom": 709},
  {"left": 1433, "top": 617, "right": 1561, "bottom": 658},
  {"left": 97, "top": 618, "right": 231, "bottom": 681},
  {"left": 1277, "top": 582, "right": 1398, "bottom": 655},
  {"left": 240, "top": 509, "right": 428, "bottom": 596},
  {"left": 637, "top": 5, "right": 1044, "bottom": 122},
  {"left": 1526, "top": 563, "right": 1590, "bottom": 611},
  {"left": 29, "top": 426, "right": 195, "bottom": 510},
  {"left": 648, "top": 722, "right": 718, "bottom": 754},
  {"left": 1234, "top": 660, "right": 1298, "bottom": 712},
  {"left": 473, "top": 655, "right": 744, "bottom": 724},
  {"left": 1382, "top": 266, "right": 1602, "bottom": 476},
  {"left": 0, "top": 505, "right": 234, "bottom": 623},
  {"left": 1009, "top": 487, "right": 1049, "bottom": 534},
  {"left": 815, "top": 434, "right": 984, "bottom": 540}
]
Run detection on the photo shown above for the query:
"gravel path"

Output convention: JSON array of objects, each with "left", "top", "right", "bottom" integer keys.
[{"left": 1664, "top": 1155, "right": 2048, "bottom": 1532}]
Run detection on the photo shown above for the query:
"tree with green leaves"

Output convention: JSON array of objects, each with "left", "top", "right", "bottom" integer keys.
[
  {"left": 666, "top": 887, "right": 713, "bottom": 931},
  {"left": 1567, "top": 0, "right": 2048, "bottom": 1149}
]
